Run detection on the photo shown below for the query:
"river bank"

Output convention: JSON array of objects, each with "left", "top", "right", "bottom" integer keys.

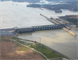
[
  {"left": 59, "top": 15, "right": 78, "bottom": 26},
  {"left": 0, "top": 36, "right": 45, "bottom": 59},
  {"left": 11, "top": 36, "right": 67, "bottom": 59},
  {"left": 18, "top": 29, "right": 78, "bottom": 59},
  {"left": 71, "top": 27, "right": 78, "bottom": 30}
]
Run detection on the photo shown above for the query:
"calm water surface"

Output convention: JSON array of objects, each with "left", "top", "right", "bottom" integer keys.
[
  {"left": 18, "top": 29, "right": 78, "bottom": 59},
  {"left": 0, "top": 1, "right": 78, "bottom": 29}
]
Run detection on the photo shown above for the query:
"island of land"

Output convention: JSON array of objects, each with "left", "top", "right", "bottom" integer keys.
[{"left": 27, "top": 2, "right": 78, "bottom": 13}]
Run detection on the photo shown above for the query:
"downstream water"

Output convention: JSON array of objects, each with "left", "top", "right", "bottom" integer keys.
[
  {"left": 18, "top": 29, "right": 78, "bottom": 59},
  {"left": 0, "top": 1, "right": 78, "bottom": 59}
]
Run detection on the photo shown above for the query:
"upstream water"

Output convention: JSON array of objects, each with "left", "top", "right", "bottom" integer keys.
[
  {"left": 0, "top": 1, "right": 78, "bottom": 29},
  {"left": 0, "top": 1, "right": 78, "bottom": 59}
]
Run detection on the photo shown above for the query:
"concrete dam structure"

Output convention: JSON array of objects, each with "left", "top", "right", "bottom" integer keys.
[
  {"left": 0, "top": 13, "right": 76, "bottom": 37},
  {"left": 0, "top": 24, "right": 65, "bottom": 36},
  {"left": 15, "top": 25, "right": 63, "bottom": 33}
]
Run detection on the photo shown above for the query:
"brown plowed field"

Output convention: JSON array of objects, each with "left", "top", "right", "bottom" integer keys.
[{"left": 0, "top": 39, "right": 44, "bottom": 60}]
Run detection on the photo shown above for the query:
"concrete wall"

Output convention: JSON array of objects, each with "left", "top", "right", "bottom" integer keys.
[
  {"left": 15, "top": 28, "right": 33, "bottom": 33},
  {"left": 15, "top": 25, "right": 63, "bottom": 33}
]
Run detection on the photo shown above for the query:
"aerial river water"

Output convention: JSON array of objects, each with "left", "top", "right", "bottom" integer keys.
[{"left": 0, "top": 1, "right": 78, "bottom": 59}]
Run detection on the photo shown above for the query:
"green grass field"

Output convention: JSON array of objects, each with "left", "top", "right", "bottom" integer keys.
[
  {"left": 11, "top": 37, "right": 66, "bottom": 59},
  {"left": 19, "top": 46, "right": 29, "bottom": 51},
  {"left": 30, "top": 42, "right": 64, "bottom": 58}
]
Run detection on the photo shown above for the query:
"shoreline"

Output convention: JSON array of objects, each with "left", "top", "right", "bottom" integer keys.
[
  {"left": 71, "top": 27, "right": 78, "bottom": 30},
  {"left": 13, "top": 36, "right": 69, "bottom": 59}
]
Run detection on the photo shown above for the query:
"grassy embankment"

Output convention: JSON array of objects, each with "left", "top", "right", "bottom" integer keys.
[
  {"left": 11, "top": 37, "right": 66, "bottom": 59},
  {"left": 30, "top": 42, "right": 64, "bottom": 58}
]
